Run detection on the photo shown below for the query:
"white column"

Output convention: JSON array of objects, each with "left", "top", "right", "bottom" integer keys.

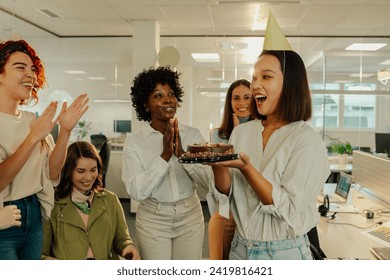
[
  {"left": 130, "top": 21, "right": 160, "bottom": 213},
  {"left": 131, "top": 20, "right": 160, "bottom": 133}
]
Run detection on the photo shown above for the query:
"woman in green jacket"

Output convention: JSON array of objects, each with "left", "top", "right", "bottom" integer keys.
[{"left": 42, "top": 141, "right": 140, "bottom": 260}]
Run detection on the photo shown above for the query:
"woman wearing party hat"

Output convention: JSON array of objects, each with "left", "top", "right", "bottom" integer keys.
[{"left": 210, "top": 12, "right": 330, "bottom": 260}]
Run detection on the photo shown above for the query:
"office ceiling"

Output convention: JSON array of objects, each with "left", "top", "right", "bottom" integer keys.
[{"left": 1, "top": 0, "right": 390, "bottom": 100}]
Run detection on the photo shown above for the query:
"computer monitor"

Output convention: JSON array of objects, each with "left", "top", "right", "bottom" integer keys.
[
  {"left": 375, "top": 133, "right": 390, "bottom": 154},
  {"left": 114, "top": 120, "right": 131, "bottom": 134}
]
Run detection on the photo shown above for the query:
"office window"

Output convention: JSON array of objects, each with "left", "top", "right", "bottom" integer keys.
[
  {"left": 310, "top": 94, "right": 339, "bottom": 128},
  {"left": 310, "top": 93, "right": 375, "bottom": 129},
  {"left": 343, "top": 95, "right": 375, "bottom": 128}
]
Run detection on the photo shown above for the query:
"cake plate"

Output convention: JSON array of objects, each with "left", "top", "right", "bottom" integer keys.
[{"left": 178, "top": 153, "right": 239, "bottom": 164}]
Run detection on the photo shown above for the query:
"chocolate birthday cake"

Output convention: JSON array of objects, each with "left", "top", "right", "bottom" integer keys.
[{"left": 181, "top": 143, "right": 235, "bottom": 159}]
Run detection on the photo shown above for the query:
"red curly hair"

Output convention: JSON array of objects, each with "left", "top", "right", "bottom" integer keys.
[{"left": 0, "top": 39, "right": 46, "bottom": 105}]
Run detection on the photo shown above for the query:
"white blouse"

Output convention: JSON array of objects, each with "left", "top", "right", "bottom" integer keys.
[
  {"left": 228, "top": 120, "right": 330, "bottom": 241},
  {"left": 121, "top": 122, "right": 213, "bottom": 203}
]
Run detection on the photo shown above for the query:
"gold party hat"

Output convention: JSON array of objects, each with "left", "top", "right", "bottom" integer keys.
[{"left": 263, "top": 11, "right": 292, "bottom": 51}]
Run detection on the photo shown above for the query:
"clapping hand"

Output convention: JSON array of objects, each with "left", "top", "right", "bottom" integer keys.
[
  {"left": 172, "top": 118, "right": 185, "bottom": 157},
  {"left": 29, "top": 101, "right": 59, "bottom": 142},
  {"left": 57, "top": 93, "right": 89, "bottom": 133},
  {"left": 161, "top": 118, "right": 184, "bottom": 161}
]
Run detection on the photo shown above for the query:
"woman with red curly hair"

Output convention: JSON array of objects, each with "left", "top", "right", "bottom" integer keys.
[{"left": 0, "top": 39, "right": 89, "bottom": 259}]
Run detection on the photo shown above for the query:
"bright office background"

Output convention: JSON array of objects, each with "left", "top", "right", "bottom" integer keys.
[{"left": 1, "top": 0, "right": 390, "bottom": 150}]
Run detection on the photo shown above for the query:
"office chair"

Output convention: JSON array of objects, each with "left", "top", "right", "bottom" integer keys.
[
  {"left": 90, "top": 134, "right": 107, "bottom": 151},
  {"left": 99, "top": 141, "right": 111, "bottom": 187},
  {"left": 359, "top": 146, "right": 371, "bottom": 153},
  {"left": 307, "top": 227, "right": 327, "bottom": 260}
]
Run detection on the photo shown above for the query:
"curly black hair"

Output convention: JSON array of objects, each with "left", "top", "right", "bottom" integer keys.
[{"left": 130, "top": 66, "right": 184, "bottom": 122}]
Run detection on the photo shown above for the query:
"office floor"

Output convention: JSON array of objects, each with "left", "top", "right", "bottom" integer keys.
[{"left": 120, "top": 199, "right": 211, "bottom": 260}]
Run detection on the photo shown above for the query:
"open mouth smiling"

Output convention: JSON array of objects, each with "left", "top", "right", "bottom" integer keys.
[
  {"left": 255, "top": 94, "right": 267, "bottom": 103},
  {"left": 163, "top": 106, "right": 176, "bottom": 112},
  {"left": 21, "top": 82, "right": 34, "bottom": 88}
]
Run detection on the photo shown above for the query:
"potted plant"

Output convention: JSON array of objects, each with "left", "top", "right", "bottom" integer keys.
[
  {"left": 329, "top": 137, "right": 352, "bottom": 164},
  {"left": 73, "top": 120, "right": 91, "bottom": 140}
]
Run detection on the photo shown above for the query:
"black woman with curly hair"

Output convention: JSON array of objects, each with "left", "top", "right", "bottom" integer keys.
[{"left": 122, "top": 66, "right": 212, "bottom": 260}]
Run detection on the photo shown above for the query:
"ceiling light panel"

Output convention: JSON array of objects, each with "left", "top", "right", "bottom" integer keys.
[
  {"left": 345, "top": 43, "right": 387, "bottom": 51},
  {"left": 191, "top": 53, "right": 220, "bottom": 62},
  {"left": 36, "top": 9, "right": 61, "bottom": 18}
]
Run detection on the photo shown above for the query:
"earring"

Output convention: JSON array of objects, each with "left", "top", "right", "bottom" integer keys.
[{"left": 145, "top": 108, "right": 149, "bottom": 112}]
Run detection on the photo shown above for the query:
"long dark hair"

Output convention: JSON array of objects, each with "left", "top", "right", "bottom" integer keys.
[
  {"left": 0, "top": 39, "right": 46, "bottom": 105},
  {"left": 55, "top": 141, "right": 103, "bottom": 200},
  {"left": 252, "top": 50, "right": 312, "bottom": 122},
  {"left": 217, "top": 79, "right": 255, "bottom": 140}
]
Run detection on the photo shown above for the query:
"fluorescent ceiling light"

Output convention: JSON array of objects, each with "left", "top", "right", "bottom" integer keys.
[
  {"left": 36, "top": 8, "right": 61, "bottom": 18},
  {"left": 207, "top": 77, "right": 224, "bottom": 81},
  {"left": 191, "top": 53, "right": 220, "bottom": 62},
  {"left": 346, "top": 85, "right": 373, "bottom": 91},
  {"left": 345, "top": 43, "right": 387, "bottom": 51},
  {"left": 348, "top": 73, "right": 375, "bottom": 78},
  {"left": 64, "top": 70, "right": 87, "bottom": 74},
  {"left": 219, "top": 0, "right": 300, "bottom": 3},
  {"left": 110, "top": 83, "right": 124, "bottom": 87},
  {"left": 333, "top": 80, "right": 354, "bottom": 84},
  {"left": 87, "top": 77, "right": 106, "bottom": 80}
]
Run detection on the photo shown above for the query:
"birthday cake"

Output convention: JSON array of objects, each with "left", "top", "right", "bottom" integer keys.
[{"left": 181, "top": 143, "right": 235, "bottom": 159}]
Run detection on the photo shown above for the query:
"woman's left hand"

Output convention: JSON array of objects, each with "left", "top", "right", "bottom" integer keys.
[
  {"left": 58, "top": 93, "right": 89, "bottom": 132},
  {"left": 232, "top": 113, "right": 240, "bottom": 127},
  {"left": 211, "top": 152, "right": 251, "bottom": 171},
  {"left": 122, "top": 244, "right": 141, "bottom": 260},
  {"left": 173, "top": 118, "right": 185, "bottom": 157}
]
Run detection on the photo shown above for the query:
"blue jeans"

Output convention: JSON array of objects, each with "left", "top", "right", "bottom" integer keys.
[
  {"left": 229, "top": 232, "right": 313, "bottom": 260},
  {"left": 0, "top": 195, "right": 43, "bottom": 260}
]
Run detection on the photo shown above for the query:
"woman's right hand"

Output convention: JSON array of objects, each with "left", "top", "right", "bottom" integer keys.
[
  {"left": 0, "top": 205, "right": 21, "bottom": 230},
  {"left": 161, "top": 118, "right": 175, "bottom": 161},
  {"left": 28, "top": 101, "right": 58, "bottom": 143}
]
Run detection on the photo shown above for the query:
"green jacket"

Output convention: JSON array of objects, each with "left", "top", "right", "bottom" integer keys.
[{"left": 41, "top": 189, "right": 133, "bottom": 260}]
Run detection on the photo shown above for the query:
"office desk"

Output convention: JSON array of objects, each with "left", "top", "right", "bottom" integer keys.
[
  {"left": 329, "top": 163, "right": 352, "bottom": 173},
  {"left": 327, "top": 164, "right": 352, "bottom": 183},
  {"left": 317, "top": 184, "right": 390, "bottom": 259},
  {"left": 328, "top": 155, "right": 353, "bottom": 183},
  {"left": 328, "top": 155, "right": 353, "bottom": 164}
]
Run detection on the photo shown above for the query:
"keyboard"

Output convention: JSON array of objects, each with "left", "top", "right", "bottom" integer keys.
[
  {"left": 370, "top": 247, "right": 390, "bottom": 260},
  {"left": 367, "top": 226, "right": 390, "bottom": 243}
]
